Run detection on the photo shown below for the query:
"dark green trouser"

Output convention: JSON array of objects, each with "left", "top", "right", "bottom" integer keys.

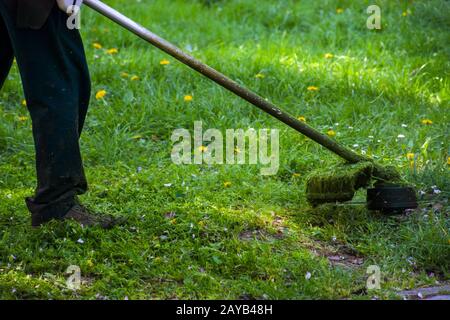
[{"left": 0, "top": 2, "right": 90, "bottom": 225}]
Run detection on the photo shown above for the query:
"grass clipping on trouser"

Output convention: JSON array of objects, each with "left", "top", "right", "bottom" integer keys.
[{"left": 305, "top": 161, "right": 402, "bottom": 206}]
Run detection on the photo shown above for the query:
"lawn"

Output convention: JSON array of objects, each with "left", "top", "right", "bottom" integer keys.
[{"left": 0, "top": 0, "right": 448, "bottom": 299}]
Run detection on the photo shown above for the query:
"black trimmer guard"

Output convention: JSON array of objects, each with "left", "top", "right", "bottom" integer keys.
[{"left": 367, "top": 184, "right": 418, "bottom": 213}]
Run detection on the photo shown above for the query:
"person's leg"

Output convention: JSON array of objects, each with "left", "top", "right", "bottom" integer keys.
[
  {"left": 0, "top": 3, "right": 91, "bottom": 226},
  {"left": 0, "top": 12, "right": 14, "bottom": 89}
]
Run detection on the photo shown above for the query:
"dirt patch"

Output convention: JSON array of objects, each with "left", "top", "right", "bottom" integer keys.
[
  {"left": 239, "top": 213, "right": 289, "bottom": 241},
  {"left": 238, "top": 229, "right": 285, "bottom": 241},
  {"left": 307, "top": 240, "right": 364, "bottom": 268},
  {"left": 397, "top": 284, "right": 450, "bottom": 300},
  {"left": 326, "top": 253, "right": 364, "bottom": 268},
  {"left": 81, "top": 276, "right": 95, "bottom": 287}
]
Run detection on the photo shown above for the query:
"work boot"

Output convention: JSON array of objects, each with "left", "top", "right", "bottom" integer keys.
[
  {"left": 32, "top": 204, "right": 125, "bottom": 229},
  {"left": 63, "top": 204, "right": 123, "bottom": 229}
]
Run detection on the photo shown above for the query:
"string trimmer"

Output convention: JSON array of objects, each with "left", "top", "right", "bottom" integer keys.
[{"left": 84, "top": 0, "right": 418, "bottom": 212}]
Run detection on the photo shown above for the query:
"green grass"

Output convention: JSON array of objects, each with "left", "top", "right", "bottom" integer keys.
[{"left": 0, "top": 0, "right": 449, "bottom": 299}]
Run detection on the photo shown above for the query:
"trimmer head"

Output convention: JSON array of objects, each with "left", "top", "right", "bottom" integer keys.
[
  {"left": 306, "top": 161, "right": 374, "bottom": 206},
  {"left": 367, "top": 184, "right": 418, "bottom": 213},
  {"left": 306, "top": 162, "right": 418, "bottom": 214}
]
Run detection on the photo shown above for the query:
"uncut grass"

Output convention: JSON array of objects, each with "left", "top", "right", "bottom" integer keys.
[{"left": 0, "top": 0, "right": 449, "bottom": 299}]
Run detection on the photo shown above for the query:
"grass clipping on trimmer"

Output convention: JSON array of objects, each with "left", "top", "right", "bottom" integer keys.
[{"left": 306, "top": 161, "right": 402, "bottom": 206}]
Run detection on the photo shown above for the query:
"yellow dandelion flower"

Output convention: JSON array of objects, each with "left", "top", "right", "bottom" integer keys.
[
  {"left": 324, "top": 53, "right": 334, "bottom": 59},
  {"left": 406, "top": 153, "right": 415, "bottom": 160},
  {"left": 447, "top": 157, "right": 450, "bottom": 165},
  {"left": 223, "top": 181, "right": 232, "bottom": 188},
  {"left": 160, "top": 59, "right": 170, "bottom": 65},
  {"left": 106, "top": 48, "right": 118, "bottom": 55},
  {"left": 198, "top": 145, "right": 207, "bottom": 152},
  {"left": 327, "top": 129, "right": 336, "bottom": 137},
  {"left": 307, "top": 86, "right": 319, "bottom": 91},
  {"left": 95, "top": 90, "right": 107, "bottom": 100},
  {"left": 21, "top": 100, "right": 27, "bottom": 107},
  {"left": 18, "top": 116, "right": 28, "bottom": 121},
  {"left": 421, "top": 119, "right": 433, "bottom": 125},
  {"left": 336, "top": 8, "right": 344, "bottom": 14},
  {"left": 184, "top": 95, "right": 193, "bottom": 102},
  {"left": 255, "top": 73, "right": 266, "bottom": 79},
  {"left": 130, "top": 75, "right": 140, "bottom": 81},
  {"left": 120, "top": 72, "right": 129, "bottom": 78},
  {"left": 297, "top": 116, "right": 306, "bottom": 122},
  {"left": 93, "top": 43, "right": 102, "bottom": 49}
]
